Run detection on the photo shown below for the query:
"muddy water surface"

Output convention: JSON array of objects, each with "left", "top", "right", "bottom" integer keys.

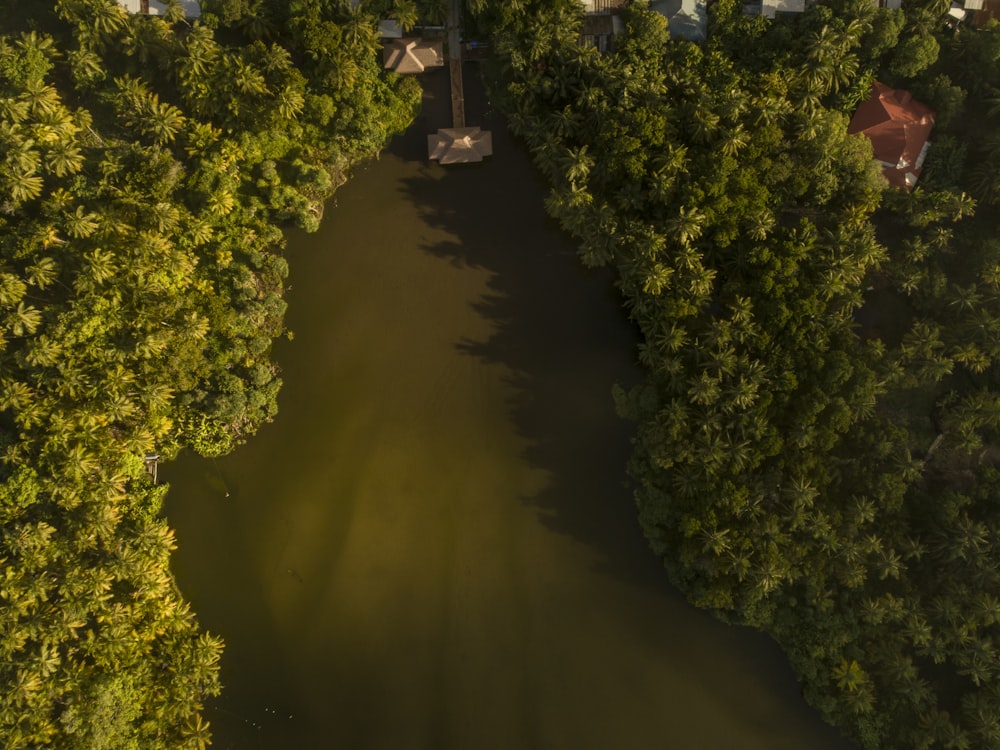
[{"left": 164, "top": 68, "right": 859, "bottom": 750}]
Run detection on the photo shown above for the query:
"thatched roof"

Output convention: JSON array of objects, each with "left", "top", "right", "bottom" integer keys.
[{"left": 427, "top": 127, "right": 493, "bottom": 164}]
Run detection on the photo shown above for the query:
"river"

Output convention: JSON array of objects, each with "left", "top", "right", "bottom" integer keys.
[{"left": 163, "top": 67, "right": 859, "bottom": 750}]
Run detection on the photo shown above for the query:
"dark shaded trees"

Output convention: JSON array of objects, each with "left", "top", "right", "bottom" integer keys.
[{"left": 475, "top": 1, "right": 1000, "bottom": 748}]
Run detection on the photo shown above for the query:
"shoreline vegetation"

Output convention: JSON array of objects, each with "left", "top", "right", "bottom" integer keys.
[
  {"left": 471, "top": 0, "right": 1000, "bottom": 747},
  {"left": 0, "top": 0, "right": 420, "bottom": 746},
  {"left": 5, "top": 0, "right": 1000, "bottom": 748}
]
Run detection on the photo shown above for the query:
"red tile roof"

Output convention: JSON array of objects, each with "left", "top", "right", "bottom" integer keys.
[{"left": 848, "top": 82, "right": 936, "bottom": 190}]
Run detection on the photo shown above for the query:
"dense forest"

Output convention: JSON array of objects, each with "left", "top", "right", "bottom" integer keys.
[
  {"left": 7, "top": 0, "right": 1000, "bottom": 747},
  {"left": 0, "top": 0, "right": 423, "bottom": 746},
  {"left": 471, "top": 0, "right": 1000, "bottom": 747}
]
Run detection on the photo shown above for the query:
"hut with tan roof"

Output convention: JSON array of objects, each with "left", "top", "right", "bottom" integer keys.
[
  {"left": 848, "top": 82, "right": 935, "bottom": 190},
  {"left": 427, "top": 127, "right": 493, "bottom": 165},
  {"left": 383, "top": 38, "right": 445, "bottom": 74}
]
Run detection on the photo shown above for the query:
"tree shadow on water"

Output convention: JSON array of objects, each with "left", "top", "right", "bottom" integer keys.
[
  {"left": 391, "top": 65, "right": 860, "bottom": 750},
  {"left": 396, "top": 65, "right": 663, "bottom": 589}
]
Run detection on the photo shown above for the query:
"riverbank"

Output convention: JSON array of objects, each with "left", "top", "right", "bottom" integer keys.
[{"left": 164, "top": 66, "right": 858, "bottom": 750}]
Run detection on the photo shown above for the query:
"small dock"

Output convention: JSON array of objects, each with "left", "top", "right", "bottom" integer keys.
[
  {"left": 144, "top": 453, "right": 160, "bottom": 484},
  {"left": 448, "top": 0, "right": 465, "bottom": 128},
  {"left": 427, "top": 0, "right": 492, "bottom": 164}
]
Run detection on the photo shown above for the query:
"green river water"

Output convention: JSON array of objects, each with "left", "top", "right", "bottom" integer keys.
[{"left": 163, "top": 69, "right": 860, "bottom": 750}]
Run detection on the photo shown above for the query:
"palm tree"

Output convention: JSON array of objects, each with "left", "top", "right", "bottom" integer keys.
[
  {"left": 160, "top": 0, "right": 188, "bottom": 24},
  {"left": 229, "top": 58, "right": 268, "bottom": 97},
  {"left": 84, "top": 248, "right": 118, "bottom": 286},
  {"left": 687, "top": 102, "right": 720, "bottom": 145},
  {"left": 642, "top": 263, "right": 674, "bottom": 296},
  {"left": 560, "top": 144, "right": 593, "bottom": 187},
  {"left": 76, "top": 0, "right": 128, "bottom": 40},
  {"left": 0, "top": 97, "right": 29, "bottom": 124},
  {"left": 25, "top": 257, "right": 58, "bottom": 290},
  {"left": 123, "top": 14, "right": 173, "bottom": 65},
  {"left": 206, "top": 188, "right": 235, "bottom": 216},
  {"left": 687, "top": 371, "right": 721, "bottom": 406},
  {"left": 422, "top": 0, "right": 448, "bottom": 25},
  {"left": 22, "top": 81, "right": 61, "bottom": 118},
  {"left": 6, "top": 169, "right": 43, "bottom": 204},
  {"left": 24, "top": 334, "right": 62, "bottom": 368},
  {"left": 747, "top": 209, "right": 775, "bottom": 241},
  {"left": 667, "top": 206, "right": 706, "bottom": 247},
  {"left": 7, "top": 302, "right": 41, "bottom": 337},
  {"left": 67, "top": 46, "right": 105, "bottom": 89},
  {"left": 963, "top": 694, "right": 1000, "bottom": 745},
  {"left": 718, "top": 125, "right": 747, "bottom": 157},
  {"left": 44, "top": 141, "right": 83, "bottom": 177},
  {"left": 276, "top": 86, "right": 305, "bottom": 121},
  {"left": 393, "top": 0, "right": 420, "bottom": 32},
  {"left": 185, "top": 714, "right": 213, "bottom": 750},
  {"left": 64, "top": 206, "right": 99, "bottom": 239},
  {"left": 3, "top": 133, "right": 42, "bottom": 174},
  {"left": 548, "top": 105, "right": 581, "bottom": 139},
  {"left": 700, "top": 525, "right": 733, "bottom": 556},
  {"left": 827, "top": 53, "right": 858, "bottom": 94},
  {"left": 342, "top": 4, "right": 380, "bottom": 56}
]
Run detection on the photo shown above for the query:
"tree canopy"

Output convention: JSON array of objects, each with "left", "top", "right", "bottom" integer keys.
[
  {"left": 0, "top": 1, "right": 418, "bottom": 746},
  {"left": 474, "top": 0, "right": 1000, "bottom": 747}
]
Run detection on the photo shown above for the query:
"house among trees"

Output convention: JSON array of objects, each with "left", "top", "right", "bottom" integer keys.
[
  {"left": 382, "top": 38, "right": 445, "bottom": 74},
  {"left": 944, "top": 0, "right": 986, "bottom": 24},
  {"left": 743, "top": 0, "right": 806, "bottom": 17},
  {"left": 761, "top": 0, "right": 806, "bottom": 18},
  {"left": 581, "top": 14, "right": 621, "bottom": 52},
  {"left": 117, "top": 0, "right": 201, "bottom": 16},
  {"left": 651, "top": 0, "right": 708, "bottom": 41},
  {"left": 580, "top": 0, "right": 630, "bottom": 12},
  {"left": 580, "top": 0, "right": 627, "bottom": 51},
  {"left": 971, "top": 0, "right": 1000, "bottom": 24},
  {"left": 848, "top": 82, "right": 935, "bottom": 190}
]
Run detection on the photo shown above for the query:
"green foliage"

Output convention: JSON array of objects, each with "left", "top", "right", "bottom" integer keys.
[
  {"left": 478, "top": 1, "right": 1000, "bottom": 748},
  {"left": 890, "top": 34, "right": 940, "bottom": 78},
  {"left": 0, "top": 0, "right": 418, "bottom": 746}
]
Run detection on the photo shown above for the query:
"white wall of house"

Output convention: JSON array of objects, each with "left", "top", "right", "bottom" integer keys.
[
  {"left": 148, "top": 0, "right": 202, "bottom": 17},
  {"left": 762, "top": 0, "right": 805, "bottom": 18},
  {"left": 119, "top": 0, "right": 202, "bottom": 17},
  {"left": 580, "top": 0, "right": 629, "bottom": 13}
]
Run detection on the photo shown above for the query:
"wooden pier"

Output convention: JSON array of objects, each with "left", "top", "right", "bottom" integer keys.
[
  {"left": 144, "top": 453, "right": 160, "bottom": 484},
  {"left": 447, "top": 0, "right": 465, "bottom": 128},
  {"left": 427, "top": 0, "right": 492, "bottom": 164}
]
